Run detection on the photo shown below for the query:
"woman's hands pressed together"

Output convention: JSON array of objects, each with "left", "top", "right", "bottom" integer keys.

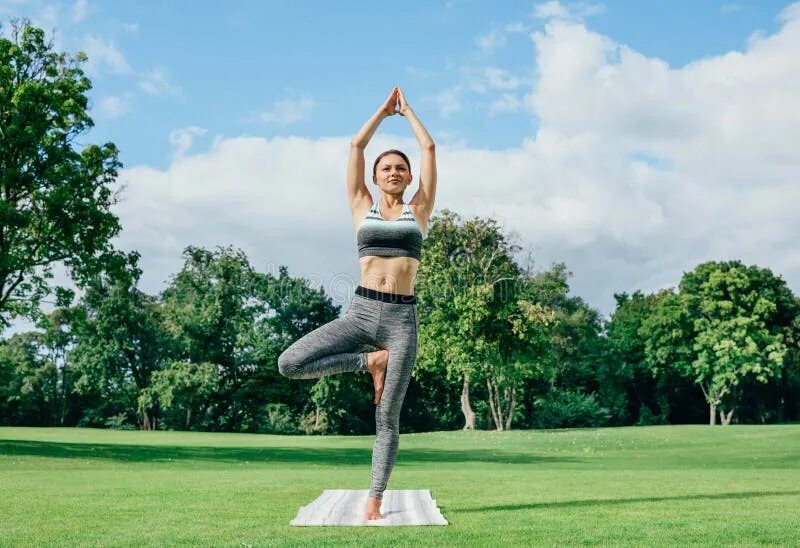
[
  {"left": 396, "top": 87, "right": 410, "bottom": 116},
  {"left": 381, "top": 87, "right": 400, "bottom": 117},
  {"left": 380, "top": 86, "right": 413, "bottom": 117}
]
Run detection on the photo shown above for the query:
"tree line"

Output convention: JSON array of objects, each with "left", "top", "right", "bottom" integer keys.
[{"left": 2, "top": 20, "right": 799, "bottom": 432}]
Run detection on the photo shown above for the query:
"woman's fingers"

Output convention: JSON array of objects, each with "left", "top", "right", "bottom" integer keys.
[
  {"left": 382, "top": 87, "right": 399, "bottom": 115},
  {"left": 397, "top": 87, "right": 409, "bottom": 114}
]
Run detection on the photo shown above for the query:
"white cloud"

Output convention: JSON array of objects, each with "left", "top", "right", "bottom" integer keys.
[
  {"left": 489, "top": 93, "right": 524, "bottom": 115},
  {"left": 534, "top": 1, "right": 569, "bottom": 19},
  {"left": 36, "top": 3, "right": 59, "bottom": 30},
  {"left": 103, "top": 4, "right": 800, "bottom": 318},
  {"left": 779, "top": 2, "right": 800, "bottom": 22},
  {"left": 484, "top": 67, "right": 522, "bottom": 90},
  {"left": 533, "top": 1, "right": 605, "bottom": 21},
  {"left": 169, "top": 126, "right": 207, "bottom": 160},
  {"left": 71, "top": 0, "right": 87, "bottom": 22},
  {"left": 111, "top": 134, "right": 420, "bottom": 308},
  {"left": 429, "top": 86, "right": 462, "bottom": 117},
  {"left": 721, "top": 4, "right": 743, "bottom": 14},
  {"left": 254, "top": 96, "right": 315, "bottom": 125},
  {"left": 505, "top": 22, "right": 528, "bottom": 33},
  {"left": 502, "top": 6, "right": 800, "bottom": 311},
  {"left": 122, "top": 21, "right": 139, "bottom": 33},
  {"left": 476, "top": 30, "right": 506, "bottom": 52},
  {"left": 138, "top": 67, "right": 181, "bottom": 97},
  {"left": 97, "top": 94, "right": 130, "bottom": 119},
  {"left": 81, "top": 35, "right": 131, "bottom": 75}
]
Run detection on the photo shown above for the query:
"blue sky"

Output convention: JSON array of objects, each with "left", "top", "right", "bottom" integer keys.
[
  {"left": 2, "top": 0, "right": 800, "bottom": 324},
  {"left": 3, "top": 0, "right": 790, "bottom": 166}
]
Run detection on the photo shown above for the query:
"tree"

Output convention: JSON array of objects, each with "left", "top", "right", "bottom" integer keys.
[
  {"left": 644, "top": 261, "right": 798, "bottom": 425},
  {"left": 0, "top": 331, "right": 59, "bottom": 425},
  {"left": 0, "top": 20, "right": 123, "bottom": 326},
  {"left": 415, "top": 209, "right": 523, "bottom": 430},
  {"left": 604, "top": 290, "right": 673, "bottom": 425},
  {"left": 246, "top": 264, "right": 370, "bottom": 434},
  {"left": 140, "top": 360, "right": 218, "bottom": 430},
  {"left": 69, "top": 252, "right": 168, "bottom": 430}
]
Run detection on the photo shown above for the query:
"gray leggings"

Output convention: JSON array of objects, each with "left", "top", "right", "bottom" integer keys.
[{"left": 277, "top": 285, "right": 418, "bottom": 500}]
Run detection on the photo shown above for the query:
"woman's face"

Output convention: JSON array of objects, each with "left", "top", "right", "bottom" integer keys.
[{"left": 374, "top": 154, "right": 412, "bottom": 191}]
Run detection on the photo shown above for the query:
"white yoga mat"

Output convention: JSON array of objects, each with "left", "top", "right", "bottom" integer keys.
[{"left": 290, "top": 489, "right": 448, "bottom": 526}]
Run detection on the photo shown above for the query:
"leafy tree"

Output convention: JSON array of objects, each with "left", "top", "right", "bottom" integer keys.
[
  {"left": 604, "top": 290, "right": 672, "bottom": 425},
  {"left": 69, "top": 252, "right": 168, "bottom": 430},
  {"left": 483, "top": 266, "right": 556, "bottom": 430},
  {"left": 0, "top": 331, "right": 59, "bottom": 424},
  {"left": 246, "top": 264, "right": 372, "bottom": 434},
  {"left": 415, "top": 209, "right": 527, "bottom": 430},
  {"left": 139, "top": 360, "right": 218, "bottom": 430},
  {"left": 0, "top": 20, "right": 122, "bottom": 326},
  {"left": 644, "top": 261, "right": 799, "bottom": 424},
  {"left": 159, "top": 245, "right": 259, "bottom": 431}
]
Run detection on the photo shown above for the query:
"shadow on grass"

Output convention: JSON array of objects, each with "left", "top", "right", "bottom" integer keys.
[
  {"left": 458, "top": 490, "right": 800, "bottom": 513},
  {"left": 0, "top": 440, "right": 582, "bottom": 466}
]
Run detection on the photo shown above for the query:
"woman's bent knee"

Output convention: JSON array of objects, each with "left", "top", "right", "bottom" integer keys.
[{"left": 277, "top": 349, "right": 298, "bottom": 378}]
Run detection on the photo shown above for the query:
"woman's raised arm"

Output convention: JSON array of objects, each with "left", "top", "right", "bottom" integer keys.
[
  {"left": 347, "top": 87, "right": 400, "bottom": 211},
  {"left": 397, "top": 88, "right": 436, "bottom": 216}
]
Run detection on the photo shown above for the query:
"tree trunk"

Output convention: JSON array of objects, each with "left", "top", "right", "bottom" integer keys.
[
  {"left": 701, "top": 383, "right": 718, "bottom": 425},
  {"left": 314, "top": 405, "right": 325, "bottom": 430},
  {"left": 59, "top": 359, "right": 69, "bottom": 425},
  {"left": 185, "top": 395, "right": 194, "bottom": 430},
  {"left": 487, "top": 378, "right": 503, "bottom": 431},
  {"left": 141, "top": 408, "right": 152, "bottom": 431},
  {"left": 720, "top": 408, "right": 734, "bottom": 425},
  {"left": 504, "top": 387, "right": 516, "bottom": 431},
  {"left": 461, "top": 374, "right": 475, "bottom": 431},
  {"left": 523, "top": 379, "right": 534, "bottom": 427}
]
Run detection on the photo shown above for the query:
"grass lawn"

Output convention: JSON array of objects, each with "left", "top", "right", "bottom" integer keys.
[{"left": 1, "top": 424, "right": 798, "bottom": 546}]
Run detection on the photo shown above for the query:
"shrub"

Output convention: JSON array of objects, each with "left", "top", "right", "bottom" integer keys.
[
  {"left": 104, "top": 412, "right": 136, "bottom": 430},
  {"left": 263, "top": 403, "right": 298, "bottom": 434},
  {"left": 298, "top": 408, "right": 329, "bottom": 435},
  {"left": 532, "top": 388, "right": 611, "bottom": 429}
]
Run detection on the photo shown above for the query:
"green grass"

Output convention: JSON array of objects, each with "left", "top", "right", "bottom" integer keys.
[{"left": 1, "top": 425, "right": 798, "bottom": 546}]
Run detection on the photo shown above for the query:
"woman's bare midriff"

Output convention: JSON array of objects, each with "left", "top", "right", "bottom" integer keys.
[
  {"left": 358, "top": 255, "right": 419, "bottom": 295},
  {"left": 353, "top": 202, "right": 426, "bottom": 296}
]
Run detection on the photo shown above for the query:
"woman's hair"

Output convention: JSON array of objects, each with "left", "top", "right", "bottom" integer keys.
[{"left": 372, "top": 149, "right": 411, "bottom": 179}]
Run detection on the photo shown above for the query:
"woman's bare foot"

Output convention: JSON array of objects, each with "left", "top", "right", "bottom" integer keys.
[
  {"left": 366, "top": 349, "right": 389, "bottom": 405},
  {"left": 363, "top": 495, "right": 384, "bottom": 520}
]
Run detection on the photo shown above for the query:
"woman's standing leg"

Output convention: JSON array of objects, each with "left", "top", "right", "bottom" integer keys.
[
  {"left": 368, "top": 303, "right": 418, "bottom": 500},
  {"left": 277, "top": 297, "right": 380, "bottom": 379}
]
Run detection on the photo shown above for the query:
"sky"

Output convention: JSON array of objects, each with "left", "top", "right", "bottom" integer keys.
[{"left": 2, "top": 0, "right": 800, "bottom": 330}]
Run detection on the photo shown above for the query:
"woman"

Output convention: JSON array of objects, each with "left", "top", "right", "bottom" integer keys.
[{"left": 278, "top": 86, "right": 436, "bottom": 521}]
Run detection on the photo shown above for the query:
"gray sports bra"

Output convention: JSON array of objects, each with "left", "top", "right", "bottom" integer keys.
[{"left": 356, "top": 200, "right": 428, "bottom": 260}]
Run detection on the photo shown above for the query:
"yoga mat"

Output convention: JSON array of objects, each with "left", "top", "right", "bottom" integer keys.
[{"left": 290, "top": 489, "right": 448, "bottom": 526}]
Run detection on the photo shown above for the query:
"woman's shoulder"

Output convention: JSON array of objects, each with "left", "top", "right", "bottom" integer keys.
[{"left": 351, "top": 196, "right": 375, "bottom": 233}]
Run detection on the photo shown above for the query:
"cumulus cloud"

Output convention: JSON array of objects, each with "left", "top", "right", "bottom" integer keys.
[
  {"left": 97, "top": 94, "right": 130, "bottom": 119},
  {"left": 429, "top": 86, "right": 462, "bottom": 117},
  {"left": 111, "top": 133, "right": 418, "bottom": 308},
  {"left": 71, "top": 0, "right": 87, "bottom": 23},
  {"left": 81, "top": 35, "right": 131, "bottom": 75},
  {"left": 506, "top": 3, "right": 800, "bottom": 310},
  {"left": 533, "top": 1, "right": 606, "bottom": 21},
  {"left": 254, "top": 96, "right": 315, "bottom": 125},
  {"left": 489, "top": 93, "right": 524, "bottom": 115},
  {"left": 169, "top": 126, "right": 207, "bottom": 160},
  {"left": 476, "top": 30, "right": 507, "bottom": 52},
  {"left": 103, "top": 4, "right": 800, "bottom": 317},
  {"left": 138, "top": 67, "right": 181, "bottom": 97}
]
